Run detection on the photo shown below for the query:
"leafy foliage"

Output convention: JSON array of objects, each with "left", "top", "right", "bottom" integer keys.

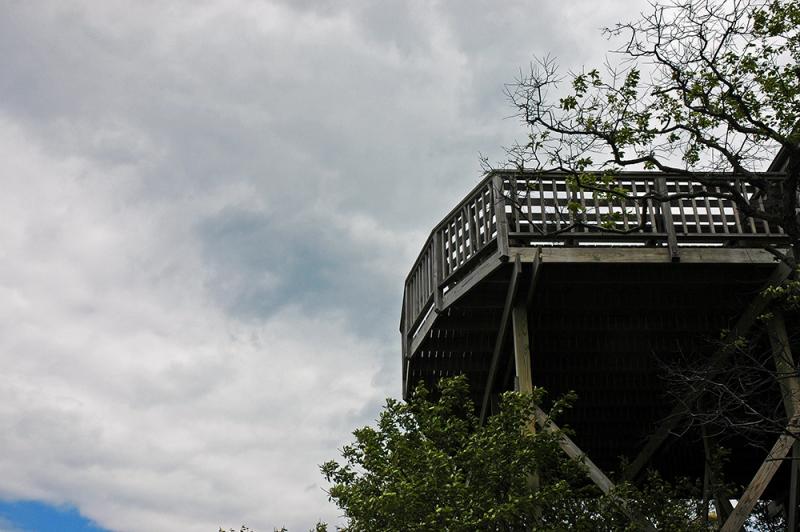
[{"left": 321, "top": 376, "right": 707, "bottom": 531}]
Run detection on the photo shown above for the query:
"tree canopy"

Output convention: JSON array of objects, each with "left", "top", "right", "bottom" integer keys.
[
  {"left": 500, "top": 0, "right": 800, "bottom": 262},
  {"left": 321, "top": 377, "right": 708, "bottom": 531}
]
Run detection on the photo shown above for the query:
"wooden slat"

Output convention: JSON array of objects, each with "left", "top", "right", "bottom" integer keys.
[
  {"left": 493, "top": 174, "right": 510, "bottom": 257},
  {"left": 515, "top": 246, "right": 778, "bottom": 264}
]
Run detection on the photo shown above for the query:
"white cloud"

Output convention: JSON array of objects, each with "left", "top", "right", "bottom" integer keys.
[
  {"left": 0, "top": 117, "right": 385, "bottom": 530},
  {"left": 0, "top": 0, "right": 654, "bottom": 530}
]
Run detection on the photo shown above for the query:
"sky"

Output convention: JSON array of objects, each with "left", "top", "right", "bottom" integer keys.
[{"left": 0, "top": 1, "right": 654, "bottom": 530}]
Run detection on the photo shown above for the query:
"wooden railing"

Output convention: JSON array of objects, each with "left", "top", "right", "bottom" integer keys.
[
  {"left": 504, "top": 172, "right": 785, "bottom": 244},
  {"left": 401, "top": 171, "right": 789, "bottom": 356},
  {"left": 401, "top": 178, "right": 500, "bottom": 348}
]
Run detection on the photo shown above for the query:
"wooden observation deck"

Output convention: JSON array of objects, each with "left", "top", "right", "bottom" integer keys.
[{"left": 400, "top": 170, "right": 796, "bottom": 513}]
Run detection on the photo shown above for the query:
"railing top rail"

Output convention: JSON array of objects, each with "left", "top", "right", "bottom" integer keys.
[{"left": 486, "top": 169, "right": 787, "bottom": 180}]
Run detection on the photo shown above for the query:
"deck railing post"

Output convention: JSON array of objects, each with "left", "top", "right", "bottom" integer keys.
[
  {"left": 401, "top": 287, "right": 410, "bottom": 396},
  {"left": 433, "top": 230, "right": 444, "bottom": 312},
  {"left": 655, "top": 176, "right": 680, "bottom": 262},
  {"left": 493, "top": 173, "right": 510, "bottom": 259}
]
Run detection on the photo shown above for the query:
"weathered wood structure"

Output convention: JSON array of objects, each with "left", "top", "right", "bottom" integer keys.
[{"left": 400, "top": 167, "right": 799, "bottom": 528}]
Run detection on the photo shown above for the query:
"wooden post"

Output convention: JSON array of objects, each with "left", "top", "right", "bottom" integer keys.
[
  {"left": 767, "top": 310, "right": 800, "bottom": 530},
  {"left": 493, "top": 173, "right": 510, "bottom": 259},
  {"left": 512, "top": 302, "right": 532, "bottom": 394},
  {"left": 401, "top": 309, "right": 410, "bottom": 399},
  {"left": 509, "top": 276, "right": 540, "bottom": 527},
  {"left": 433, "top": 230, "right": 444, "bottom": 312},
  {"left": 655, "top": 176, "right": 680, "bottom": 262},
  {"left": 767, "top": 311, "right": 800, "bottom": 419}
]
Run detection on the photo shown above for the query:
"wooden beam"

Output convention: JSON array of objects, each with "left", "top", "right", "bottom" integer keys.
[
  {"left": 512, "top": 300, "right": 532, "bottom": 394},
  {"left": 532, "top": 407, "right": 657, "bottom": 532},
  {"left": 766, "top": 310, "right": 800, "bottom": 531},
  {"left": 433, "top": 231, "right": 444, "bottom": 312},
  {"left": 408, "top": 303, "right": 439, "bottom": 356},
  {"left": 479, "top": 255, "right": 522, "bottom": 423},
  {"left": 492, "top": 174, "right": 509, "bottom": 258},
  {"left": 655, "top": 176, "right": 680, "bottom": 262},
  {"left": 767, "top": 311, "right": 800, "bottom": 419},
  {"left": 721, "top": 425, "right": 799, "bottom": 532},
  {"left": 514, "top": 304, "right": 540, "bottom": 503},
  {"left": 440, "top": 250, "right": 505, "bottom": 311},
  {"left": 524, "top": 247, "right": 543, "bottom": 308},
  {"left": 514, "top": 246, "right": 781, "bottom": 265},
  {"left": 533, "top": 407, "right": 613, "bottom": 493},
  {"left": 623, "top": 261, "right": 793, "bottom": 481}
]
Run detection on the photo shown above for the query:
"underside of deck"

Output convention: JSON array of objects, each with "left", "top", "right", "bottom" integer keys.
[{"left": 406, "top": 246, "right": 791, "bottom": 487}]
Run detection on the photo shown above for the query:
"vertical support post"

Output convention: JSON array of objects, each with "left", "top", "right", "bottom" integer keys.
[
  {"left": 510, "top": 277, "right": 540, "bottom": 525},
  {"left": 655, "top": 176, "right": 680, "bottom": 262},
  {"left": 493, "top": 173, "right": 510, "bottom": 259},
  {"left": 767, "top": 311, "right": 800, "bottom": 419},
  {"left": 433, "top": 230, "right": 443, "bottom": 312},
  {"left": 512, "top": 302, "right": 532, "bottom": 394},
  {"left": 767, "top": 310, "right": 800, "bottom": 530}
]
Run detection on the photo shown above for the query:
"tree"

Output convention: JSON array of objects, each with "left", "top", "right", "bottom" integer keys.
[
  {"left": 321, "top": 376, "right": 709, "bottom": 531},
  {"left": 499, "top": 0, "right": 800, "bottom": 263}
]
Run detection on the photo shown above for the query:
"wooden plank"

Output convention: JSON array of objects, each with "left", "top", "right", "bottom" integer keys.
[
  {"left": 513, "top": 246, "right": 780, "bottom": 265},
  {"left": 493, "top": 174, "right": 510, "bottom": 258},
  {"left": 721, "top": 426, "right": 798, "bottom": 532},
  {"left": 409, "top": 302, "right": 440, "bottom": 356},
  {"left": 767, "top": 310, "right": 800, "bottom": 532},
  {"left": 655, "top": 176, "right": 680, "bottom": 261},
  {"left": 512, "top": 301, "right": 532, "bottom": 393},
  {"left": 441, "top": 250, "right": 506, "bottom": 311},
  {"left": 433, "top": 231, "right": 443, "bottom": 311},
  {"left": 479, "top": 256, "right": 522, "bottom": 422},
  {"left": 767, "top": 311, "right": 800, "bottom": 418},
  {"left": 533, "top": 407, "right": 613, "bottom": 492},
  {"left": 525, "top": 248, "right": 542, "bottom": 307}
]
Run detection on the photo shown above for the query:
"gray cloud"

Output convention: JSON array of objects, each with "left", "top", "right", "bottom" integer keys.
[{"left": 0, "top": 0, "right": 652, "bottom": 530}]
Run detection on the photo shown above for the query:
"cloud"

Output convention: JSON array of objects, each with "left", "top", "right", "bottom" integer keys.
[{"left": 0, "top": 0, "right": 654, "bottom": 530}]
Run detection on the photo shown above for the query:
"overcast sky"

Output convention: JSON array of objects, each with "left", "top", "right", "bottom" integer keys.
[{"left": 0, "top": 1, "right": 654, "bottom": 530}]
